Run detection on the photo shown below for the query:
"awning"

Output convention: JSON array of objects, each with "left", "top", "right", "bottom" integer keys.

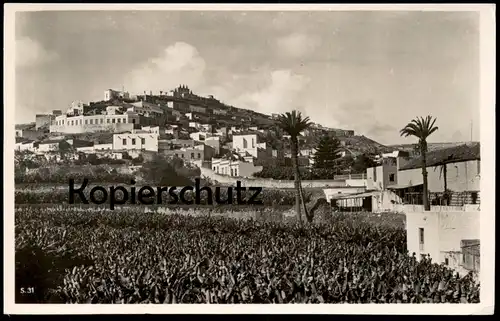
[
  {"left": 387, "top": 183, "right": 423, "bottom": 190},
  {"left": 329, "top": 191, "right": 379, "bottom": 200}
]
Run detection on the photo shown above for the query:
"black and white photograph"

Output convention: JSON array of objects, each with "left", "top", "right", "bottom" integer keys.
[{"left": 4, "top": 4, "right": 495, "bottom": 315}]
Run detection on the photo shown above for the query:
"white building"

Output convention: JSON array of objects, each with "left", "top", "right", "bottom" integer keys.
[
  {"left": 189, "top": 122, "right": 202, "bottom": 130},
  {"left": 189, "top": 105, "right": 207, "bottom": 114},
  {"left": 211, "top": 158, "right": 263, "bottom": 178},
  {"left": 67, "top": 100, "right": 85, "bottom": 116},
  {"left": 200, "top": 124, "right": 213, "bottom": 133},
  {"left": 232, "top": 133, "right": 270, "bottom": 159},
  {"left": 49, "top": 112, "right": 139, "bottom": 134},
  {"left": 37, "top": 140, "right": 61, "bottom": 153},
  {"left": 113, "top": 131, "right": 159, "bottom": 152},
  {"left": 185, "top": 112, "right": 194, "bottom": 120},
  {"left": 104, "top": 89, "right": 130, "bottom": 101},
  {"left": 405, "top": 207, "right": 480, "bottom": 277},
  {"left": 129, "top": 101, "right": 164, "bottom": 118}
]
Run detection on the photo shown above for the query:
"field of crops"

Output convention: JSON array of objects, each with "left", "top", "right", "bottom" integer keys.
[{"left": 15, "top": 206, "right": 480, "bottom": 304}]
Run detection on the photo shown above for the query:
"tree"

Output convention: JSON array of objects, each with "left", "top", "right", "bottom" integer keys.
[
  {"left": 400, "top": 116, "right": 439, "bottom": 211},
  {"left": 313, "top": 135, "right": 342, "bottom": 169},
  {"left": 351, "top": 154, "right": 377, "bottom": 174},
  {"left": 434, "top": 154, "right": 454, "bottom": 205},
  {"left": 277, "top": 110, "right": 312, "bottom": 224}
]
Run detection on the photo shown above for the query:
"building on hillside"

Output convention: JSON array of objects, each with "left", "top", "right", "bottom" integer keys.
[
  {"left": 49, "top": 112, "right": 139, "bottom": 134},
  {"left": 405, "top": 208, "right": 480, "bottom": 277},
  {"left": 67, "top": 100, "right": 85, "bottom": 116},
  {"left": 139, "top": 125, "right": 161, "bottom": 135},
  {"left": 189, "top": 122, "right": 202, "bottom": 130},
  {"left": 112, "top": 131, "right": 159, "bottom": 152},
  {"left": 213, "top": 109, "right": 227, "bottom": 116},
  {"left": 163, "top": 144, "right": 215, "bottom": 162},
  {"left": 129, "top": 101, "right": 164, "bottom": 118},
  {"left": 200, "top": 124, "right": 213, "bottom": 132},
  {"left": 189, "top": 105, "right": 207, "bottom": 114},
  {"left": 215, "top": 127, "right": 228, "bottom": 137},
  {"left": 232, "top": 133, "right": 272, "bottom": 160},
  {"left": 189, "top": 131, "right": 211, "bottom": 142},
  {"left": 211, "top": 157, "right": 263, "bottom": 178},
  {"left": 159, "top": 138, "right": 196, "bottom": 151},
  {"left": 15, "top": 124, "right": 43, "bottom": 140},
  {"left": 15, "top": 139, "right": 38, "bottom": 152},
  {"left": 104, "top": 89, "right": 130, "bottom": 101},
  {"left": 204, "top": 136, "right": 220, "bottom": 155}
]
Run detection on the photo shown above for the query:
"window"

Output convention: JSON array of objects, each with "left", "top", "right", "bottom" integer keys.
[
  {"left": 234, "top": 169, "right": 238, "bottom": 176},
  {"left": 231, "top": 169, "right": 234, "bottom": 176},
  {"left": 213, "top": 167, "right": 216, "bottom": 171},
  {"left": 373, "top": 168, "right": 377, "bottom": 182},
  {"left": 181, "top": 154, "right": 184, "bottom": 158},
  {"left": 112, "top": 119, "right": 116, "bottom": 124},
  {"left": 132, "top": 119, "right": 136, "bottom": 124},
  {"left": 131, "top": 139, "right": 136, "bottom": 145},
  {"left": 100, "top": 119, "right": 104, "bottom": 124},
  {"left": 444, "top": 258, "right": 449, "bottom": 265},
  {"left": 85, "top": 119, "right": 88, "bottom": 125},
  {"left": 141, "top": 138, "right": 145, "bottom": 145},
  {"left": 389, "top": 173, "right": 395, "bottom": 182},
  {"left": 175, "top": 154, "right": 179, "bottom": 157},
  {"left": 122, "top": 139, "right": 126, "bottom": 145},
  {"left": 419, "top": 228, "right": 424, "bottom": 251},
  {"left": 117, "top": 118, "right": 121, "bottom": 123},
  {"left": 252, "top": 138, "right": 255, "bottom": 148},
  {"left": 79, "top": 119, "right": 82, "bottom": 125},
  {"left": 107, "top": 119, "right": 110, "bottom": 124},
  {"left": 198, "top": 153, "right": 201, "bottom": 159},
  {"left": 191, "top": 153, "right": 195, "bottom": 159}
]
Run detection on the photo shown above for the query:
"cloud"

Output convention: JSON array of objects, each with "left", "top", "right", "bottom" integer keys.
[
  {"left": 276, "top": 33, "right": 321, "bottom": 58},
  {"left": 125, "top": 42, "right": 206, "bottom": 94},
  {"left": 16, "top": 37, "right": 59, "bottom": 68},
  {"left": 231, "top": 69, "right": 311, "bottom": 114}
]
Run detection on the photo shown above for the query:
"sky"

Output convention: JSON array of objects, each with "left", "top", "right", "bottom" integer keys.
[{"left": 15, "top": 10, "right": 480, "bottom": 145}]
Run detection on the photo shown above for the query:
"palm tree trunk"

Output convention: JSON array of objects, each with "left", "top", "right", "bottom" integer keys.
[
  {"left": 443, "top": 164, "right": 447, "bottom": 192},
  {"left": 291, "top": 137, "right": 302, "bottom": 224},
  {"left": 299, "top": 179, "right": 310, "bottom": 223},
  {"left": 421, "top": 140, "right": 430, "bottom": 211}
]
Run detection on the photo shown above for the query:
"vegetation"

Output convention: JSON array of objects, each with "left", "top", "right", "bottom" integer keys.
[
  {"left": 313, "top": 135, "right": 342, "bottom": 169},
  {"left": 276, "top": 111, "right": 312, "bottom": 224},
  {"left": 15, "top": 187, "right": 314, "bottom": 207},
  {"left": 15, "top": 207, "right": 480, "bottom": 303},
  {"left": 400, "top": 116, "right": 439, "bottom": 211},
  {"left": 138, "top": 155, "right": 200, "bottom": 186}
]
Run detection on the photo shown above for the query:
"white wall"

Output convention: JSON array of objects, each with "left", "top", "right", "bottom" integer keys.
[
  {"left": 398, "top": 160, "right": 480, "bottom": 192},
  {"left": 371, "top": 190, "right": 403, "bottom": 213},
  {"left": 406, "top": 210, "right": 480, "bottom": 275},
  {"left": 233, "top": 134, "right": 258, "bottom": 158},
  {"left": 113, "top": 133, "right": 159, "bottom": 152}
]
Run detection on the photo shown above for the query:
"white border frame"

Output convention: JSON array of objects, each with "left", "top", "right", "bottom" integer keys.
[{"left": 3, "top": 3, "right": 496, "bottom": 315}]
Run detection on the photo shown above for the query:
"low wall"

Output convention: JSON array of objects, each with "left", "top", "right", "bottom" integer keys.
[
  {"left": 199, "top": 166, "right": 346, "bottom": 188},
  {"left": 402, "top": 204, "right": 481, "bottom": 212}
]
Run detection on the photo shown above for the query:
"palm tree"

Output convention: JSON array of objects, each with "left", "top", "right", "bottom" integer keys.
[
  {"left": 400, "top": 116, "right": 439, "bottom": 211},
  {"left": 277, "top": 110, "right": 312, "bottom": 223}
]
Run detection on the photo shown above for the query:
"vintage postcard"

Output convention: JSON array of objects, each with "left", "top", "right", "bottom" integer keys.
[{"left": 3, "top": 3, "right": 495, "bottom": 315}]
